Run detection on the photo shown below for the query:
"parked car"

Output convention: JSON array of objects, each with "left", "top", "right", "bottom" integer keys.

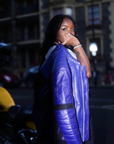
[
  {"left": 0, "top": 43, "right": 21, "bottom": 88},
  {"left": 23, "top": 65, "right": 39, "bottom": 88},
  {"left": 0, "top": 69, "right": 21, "bottom": 88}
]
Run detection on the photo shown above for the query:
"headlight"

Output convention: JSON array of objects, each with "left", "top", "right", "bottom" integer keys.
[{"left": 4, "top": 75, "right": 11, "bottom": 81}]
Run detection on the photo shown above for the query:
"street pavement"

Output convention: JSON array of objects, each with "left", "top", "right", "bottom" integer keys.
[
  {"left": 89, "top": 84, "right": 114, "bottom": 144},
  {"left": 6, "top": 84, "right": 114, "bottom": 144}
]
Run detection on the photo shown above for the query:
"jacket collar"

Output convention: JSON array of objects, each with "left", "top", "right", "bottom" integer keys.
[{"left": 45, "top": 44, "right": 77, "bottom": 60}]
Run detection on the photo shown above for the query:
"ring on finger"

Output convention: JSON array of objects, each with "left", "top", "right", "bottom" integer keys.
[{"left": 68, "top": 33, "right": 70, "bottom": 35}]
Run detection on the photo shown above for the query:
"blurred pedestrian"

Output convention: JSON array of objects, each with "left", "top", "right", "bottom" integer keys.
[
  {"left": 102, "top": 60, "right": 114, "bottom": 85},
  {"left": 32, "top": 14, "right": 94, "bottom": 144}
]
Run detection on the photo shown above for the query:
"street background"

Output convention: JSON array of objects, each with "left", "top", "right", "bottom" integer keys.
[
  {"left": 1, "top": 1, "right": 114, "bottom": 144},
  {"left": 7, "top": 84, "right": 114, "bottom": 144}
]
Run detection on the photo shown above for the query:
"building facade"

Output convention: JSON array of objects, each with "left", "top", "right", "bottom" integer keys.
[{"left": 0, "top": 0, "right": 114, "bottom": 77}]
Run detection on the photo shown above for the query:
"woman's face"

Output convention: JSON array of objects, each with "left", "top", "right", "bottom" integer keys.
[{"left": 55, "top": 18, "right": 75, "bottom": 43}]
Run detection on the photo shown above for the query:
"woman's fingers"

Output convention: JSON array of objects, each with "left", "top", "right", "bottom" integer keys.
[
  {"left": 61, "top": 33, "right": 71, "bottom": 45},
  {"left": 61, "top": 40, "right": 67, "bottom": 45},
  {"left": 61, "top": 33, "right": 79, "bottom": 46}
]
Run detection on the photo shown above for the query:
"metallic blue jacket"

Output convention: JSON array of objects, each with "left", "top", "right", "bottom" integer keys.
[{"left": 33, "top": 43, "right": 89, "bottom": 144}]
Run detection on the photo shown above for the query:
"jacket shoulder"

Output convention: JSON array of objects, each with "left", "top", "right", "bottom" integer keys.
[{"left": 52, "top": 45, "right": 69, "bottom": 75}]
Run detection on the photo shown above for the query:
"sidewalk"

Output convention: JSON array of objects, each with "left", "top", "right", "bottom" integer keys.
[{"left": 89, "top": 82, "right": 114, "bottom": 89}]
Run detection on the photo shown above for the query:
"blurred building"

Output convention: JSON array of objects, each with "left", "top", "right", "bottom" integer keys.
[{"left": 0, "top": 0, "right": 114, "bottom": 76}]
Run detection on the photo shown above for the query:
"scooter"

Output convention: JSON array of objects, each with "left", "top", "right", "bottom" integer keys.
[{"left": 0, "top": 43, "right": 37, "bottom": 144}]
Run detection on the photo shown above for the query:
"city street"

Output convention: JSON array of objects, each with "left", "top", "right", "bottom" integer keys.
[
  {"left": 6, "top": 86, "right": 114, "bottom": 144},
  {"left": 89, "top": 86, "right": 114, "bottom": 144}
]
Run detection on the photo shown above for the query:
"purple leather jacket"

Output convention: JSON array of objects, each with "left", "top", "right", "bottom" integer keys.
[{"left": 33, "top": 43, "right": 89, "bottom": 144}]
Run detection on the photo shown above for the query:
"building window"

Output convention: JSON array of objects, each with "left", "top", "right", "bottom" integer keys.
[
  {"left": 17, "top": 26, "right": 27, "bottom": 41},
  {"left": 21, "top": 51, "right": 27, "bottom": 68},
  {"left": 53, "top": 8, "right": 63, "bottom": 16},
  {"left": 1, "top": 27, "right": 11, "bottom": 43},
  {"left": 88, "top": 5, "right": 100, "bottom": 25},
  {"left": 0, "top": 1, "right": 11, "bottom": 18},
  {"left": 16, "top": 0, "right": 38, "bottom": 15},
  {"left": 65, "top": 7, "right": 73, "bottom": 16}
]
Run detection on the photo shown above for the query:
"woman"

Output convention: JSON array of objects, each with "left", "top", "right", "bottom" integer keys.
[{"left": 33, "top": 14, "right": 94, "bottom": 144}]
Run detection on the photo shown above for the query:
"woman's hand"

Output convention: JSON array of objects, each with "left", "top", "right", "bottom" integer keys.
[
  {"left": 61, "top": 33, "right": 80, "bottom": 47},
  {"left": 60, "top": 33, "right": 92, "bottom": 78}
]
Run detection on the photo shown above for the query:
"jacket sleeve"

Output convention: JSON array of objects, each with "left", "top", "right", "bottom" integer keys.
[{"left": 52, "top": 67, "right": 83, "bottom": 144}]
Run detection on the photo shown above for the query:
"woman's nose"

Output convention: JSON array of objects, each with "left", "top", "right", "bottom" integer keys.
[
  {"left": 67, "top": 28, "right": 70, "bottom": 32},
  {"left": 67, "top": 29, "right": 71, "bottom": 33}
]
